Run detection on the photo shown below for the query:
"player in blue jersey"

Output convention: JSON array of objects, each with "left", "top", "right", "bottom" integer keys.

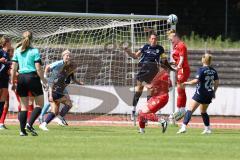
[
  {"left": 0, "top": 36, "right": 12, "bottom": 129},
  {"left": 124, "top": 32, "right": 174, "bottom": 120},
  {"left": 39, "top": 50, "right": 83, "bottom": 131},
  {"left": 177, "top": 53, "right": 219, "bottom": 134}
]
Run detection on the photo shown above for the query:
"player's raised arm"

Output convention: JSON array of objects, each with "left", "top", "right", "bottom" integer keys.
[{"left": 124, "top": 48, "right": 142, "bottom": 59}]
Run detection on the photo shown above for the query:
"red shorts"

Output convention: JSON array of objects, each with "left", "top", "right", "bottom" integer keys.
[
  {"left": 177, "top": 67, "right": 190, "bottom": 83},
  {"left": 147, "top": 94, "right": 169, "bottom": 113}
]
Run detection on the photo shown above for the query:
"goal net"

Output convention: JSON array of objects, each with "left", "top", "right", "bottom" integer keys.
[{"left": 0, "top": 10, "right": 175, "bottom": 124}]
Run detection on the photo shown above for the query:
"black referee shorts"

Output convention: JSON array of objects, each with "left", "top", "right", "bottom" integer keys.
[
  {"left": 136, "top": 62, "right": 159, "bottom": 84},
  {"left": 17, "top": 72, "right": 43, "bottom": 97}
]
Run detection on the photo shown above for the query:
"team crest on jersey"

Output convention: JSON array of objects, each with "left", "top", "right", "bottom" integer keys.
[{"left": 156, "top": 49, "right": 159, "bottom": 53}]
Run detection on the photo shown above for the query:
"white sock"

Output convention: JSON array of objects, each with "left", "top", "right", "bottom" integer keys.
[
  {"left": 181, "top": 124, "right": 186, "bottom": 130},
  {"left": 139, "top": 128, "right": 145, "bottom": 132},
  {"left": 205, "top": 126, "right": 210, "bottom": 130}
]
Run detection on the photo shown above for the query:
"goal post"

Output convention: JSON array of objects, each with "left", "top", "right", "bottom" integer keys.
[{"left": 0, "top": 10, "right": 176, "bottom": 123}]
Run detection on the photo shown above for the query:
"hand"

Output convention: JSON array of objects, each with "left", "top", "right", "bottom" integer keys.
[
  {"left": 41, "top": 79, "right": 49, "bottom": 91},
  {"left": 80, "top": 81, "right": 84, "bottom": 85},
  {"left": 180, "top": 83, "right": 185, "bottom": 88},
  {"left": 212, "top": 92, "right": 216, "bottom": 99},
  {"left": 49, "top": 96, "right": 53, "bottom": 102},
  {"left": 11, "top": 84, "right": 17, "bottom": 91},
  {"left": 145, "top": 84, "right": 153, "bottom": 89}
]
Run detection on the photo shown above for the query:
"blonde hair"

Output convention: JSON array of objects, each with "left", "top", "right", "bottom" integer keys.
[
  {"left": 62, "top": 49, "right": 71, "bottom": 57},
  {"left": 0, "top": 36, "right": 11, "bottom": 48},
  {"left": 167, "top": 29, "right": 180, "bottom": 39},
  {"left": 202, "top": 53, "right": 212, "bottom": 65},
  {"left": 16, "top": 31, "right": 33, "bottom": 53}
]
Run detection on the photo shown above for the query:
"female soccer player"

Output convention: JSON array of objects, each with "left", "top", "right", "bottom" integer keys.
[
  {"left": 124, "top": 32, "right": 174, "bottom": 120},
  {"left": 0, "top": 36, "right": 12, "bottom": 130},
  {"left": 167, "top": 29, "right": 190, "bottom": 123},
  {"left": 177, "top": 53, "right": 219, "bottom": 134},
  {"left": 138, "top": 66, "right": 171, "bottom": 133},
  {"left": 39, "top": 50, "right": 82, "bottom": 131},
  {"left": 11, "top": 31, "right": 47, "bottom": 136}
]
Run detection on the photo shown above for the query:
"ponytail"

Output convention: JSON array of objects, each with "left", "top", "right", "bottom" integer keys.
[
  {"left": 202, "top": 53, "right": 212, "bottom": 65},
  {"left": 16, "top": 31, "right": 33, "bottom": 53}
]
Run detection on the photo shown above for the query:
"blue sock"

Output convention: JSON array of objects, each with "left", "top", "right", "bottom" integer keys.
[
  {"left": 201, "top": 112, "right": 210, "bottom": 126},
  {"left": 40, "top": 103, "right": 50, "bottom": 117},
  {"left": 183, "top": 110, "right": 192, "bottom": 125},
  {"left": 59, "top": 105, "right": 70, "bottom": 117},
  {"left": 45, "top": 112, "right": 56, "bottom": 124}
]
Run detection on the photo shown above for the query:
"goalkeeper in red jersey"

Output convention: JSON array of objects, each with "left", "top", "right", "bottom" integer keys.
[{"left": 138, "top": 66, "right": 172, "bottom": 133}]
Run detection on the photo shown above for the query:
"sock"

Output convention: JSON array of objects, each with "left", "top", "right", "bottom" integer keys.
[
  {"left": 0, "top": 102, "right": 5, "bottom": 117},
  {"left": 138, "top": 111, "right": 146, "bottom": 128},
  {"left": 59, "top": 105, "right": 70, "bottom": 117},
  {"left": 0, "top": 107, "right": 8, "bottom": 124},
  {"left": 45, "top": 112, "right": 56, "bottom": 124},
  {"left": 177, "top": 87, "right": 187, "bottom": 108},
  {"left": 19, "top": 111, "right": 27, "bottom": 133},
  {"left": 201, "top": 112, "right": 210, "bottom": 127},
  {"left": 28, "top": 107, "right": 42, "bottom": 126},
  {"left": 133, "top": 92, "right": 142, "bottom": 107},
  {"left": 183, "top": 110, "right": 192, "bottom": 125},
  {"left": 27, "top": 104, "right": 34, "bottom": 121},
  {"left": 40, "top": 103, "right": 51, "bottom": 117},
  {"left": 147, "top": 95, "right": 152, "bottom": 101}
]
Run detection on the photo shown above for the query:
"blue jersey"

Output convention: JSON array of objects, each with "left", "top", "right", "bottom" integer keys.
[
  {"left": 48, "top": 60, "right": 75, "bottom": 94},
  {"left": 195, "top": 66, "right": 219, "bottom": 97},
  {"left": 0, "top": 49, "right": 10, "bottom": 78},
  {"left": 138, "top": 44, "right": 165, "bottom": 64}
]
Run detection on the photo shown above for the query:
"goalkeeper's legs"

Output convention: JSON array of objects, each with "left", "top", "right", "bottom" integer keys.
[{"left": 138, "top": 95, "right": 168, "bottom": 133}]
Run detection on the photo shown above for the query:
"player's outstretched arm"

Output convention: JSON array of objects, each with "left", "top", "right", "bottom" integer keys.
[
  {"left": 123, "top": 48, "right": 141, "bottom": 59},
  {"left": 73, "top": 75, "right": 84, "bottom": 85},
  {"left": 183, "top": 79, "right": 198, "bottom": 86},
  {"left": 161, "top": 59, "right": 176, "bottom": 72}
]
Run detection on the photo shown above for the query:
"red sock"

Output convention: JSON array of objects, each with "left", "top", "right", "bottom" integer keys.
[
  {"left": 27, "top": 105, "right": 34, "bottom": 121},
  {"left": 177, "top": 87, "right": 187, "bottom": 107},
  {"left": 138, "top": 111, "right": 146, "bottom": 128},
  {"left": 0, "top": 107, "right": 8, "bottom": 124}
]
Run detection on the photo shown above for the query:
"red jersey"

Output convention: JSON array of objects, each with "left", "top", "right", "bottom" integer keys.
[
  {"left": 149, "top": 69, "right": 172, "bottom": 96},
  {"left": 172, "top": 41, "right": 189, "bottom": 69}
]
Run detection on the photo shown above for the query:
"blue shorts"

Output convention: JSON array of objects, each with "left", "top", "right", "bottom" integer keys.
[
  {"left": 0, "top": 77, "right": 9, "bottom": 89},
  {"left": 192, "top": 93, "right": 213, "bottom": 104},
  {"left": 136, "top": 62, "right": 158, "bottom": 84}
]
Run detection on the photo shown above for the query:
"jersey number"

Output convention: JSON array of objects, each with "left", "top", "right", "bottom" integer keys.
[{"left": 205, "top": 76, "right": 214, "bottom": 90}]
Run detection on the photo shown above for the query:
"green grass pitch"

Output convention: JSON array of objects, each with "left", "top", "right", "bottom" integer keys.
[{"left": 0, "top": 125, "right": 240, "bottom": 160}]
